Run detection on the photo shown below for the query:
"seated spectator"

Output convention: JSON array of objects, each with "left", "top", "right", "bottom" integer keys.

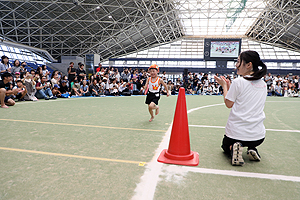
[
  {"left": 52, "top": 84, "right": 61, "bottom": 98},
  {"left": 81, "top": 80, "right": 90, "bottom": 96},
  {"left": 11, "top": 60, "right": 22, "bottom": 76},
  {"left": 13, "top": 72, "right": 21, "bottom": 83},
  {"left": 0, "top": 55, "right": 11, "bottom": 74},
  {"left": 42, "top": 65, "right": 51, "bottom": 80},
  {"left": 71, "top": 79, "right": 82, "bottom": 96},
  {"left": 58, "top": 80, "right": 70, "bottom": 98},
  {"left": 118, "top": 79, "right": 128, "bottom": 95},
  {"left": 90, "top": 79, "right": 100, "bottom": 96},
  {"left": 206, "top": 83, "right": 213, "bottom": 95},
  {"left": 30, "top": 69, "right": 36, "bottom": 77},
  {"left": 19, "top": 62, "right": 28, "bottom": 78},
  {"left": 35, "top": 76, "right": 57, "bottom": 100},
  {"left": 196, "top": 83, "right": 203, "bottom": 95},
  {"left": 23, "top": 75, "right": 38, "bottom": 101},
  {"left": 13, "top": 80, "right": 27, "bottom": 101},
  {"left": 0, "top": 72, "right": 19, "bottom": 108},
  {"left": 186, "top": 83, "right": 193, "bottom": 94},
  {"left": 109, "top": 79, "right": 119, "bottom": 96},
  {"left": 275, "top": 82, "right": 282, "bottom": 96},
  {"left": 212, "top": 83, "right": 220, "bottom": 95},
  {"left": 51, "top": 70, "right": 60, "bottom": 87}
]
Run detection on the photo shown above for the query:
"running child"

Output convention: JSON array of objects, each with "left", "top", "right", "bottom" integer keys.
[
  {"left": 144, "top": 64, "right": 170, "bottom": 122},
  {"left": 214, "top": 50, "right": 267, "bottom": 166}
]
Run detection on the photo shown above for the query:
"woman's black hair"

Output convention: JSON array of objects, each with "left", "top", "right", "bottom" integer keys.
[
  {"left": 13, "top": 59, "right": 20, "bottom": 67},
  {"left": 239, "top": 50, "right": 267, "bottom": 81},
  {"left": 1, "top": 55, "right": 9, "bottom": 64}
]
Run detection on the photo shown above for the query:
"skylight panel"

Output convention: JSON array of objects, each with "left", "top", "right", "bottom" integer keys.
[{"left": 178, "top": 0, "right": 266, "bottom": 36}]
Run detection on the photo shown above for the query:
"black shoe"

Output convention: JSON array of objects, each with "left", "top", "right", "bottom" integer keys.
[
  {"left": 45, "top": 97, "right": 49, "bottom": 100},
  {"left": 50, "top": 96, "right": 57, "bottom": 99},
  {"left": 247, "top": 149, "right": 261, "bottom": 161},
  {"left": 231, "top": 142, "right": 244, "bottom": 166}
]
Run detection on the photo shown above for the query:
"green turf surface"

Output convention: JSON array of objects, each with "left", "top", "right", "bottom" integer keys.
[{"left": 0, "top": 95, "right": 300, "bottom": 199}]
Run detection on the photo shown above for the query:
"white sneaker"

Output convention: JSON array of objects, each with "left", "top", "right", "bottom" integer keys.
[
  {"left": 231, "top": 142, "right": 244, "bottom": 166},
  {"left": 247, "top": 150, "right": 261, "bottom": 161}
]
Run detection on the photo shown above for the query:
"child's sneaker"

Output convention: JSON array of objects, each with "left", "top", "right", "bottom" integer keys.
[
  {"left": 247, "top": 149, "right": 261, "bottom": 161},
  {"left": 231, "top": 142, "right": 244, "bottom": 166}
]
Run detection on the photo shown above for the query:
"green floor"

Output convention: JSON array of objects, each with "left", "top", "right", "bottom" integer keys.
[{"left": 0, "top": 95, "right": 299, "bottom": 199}]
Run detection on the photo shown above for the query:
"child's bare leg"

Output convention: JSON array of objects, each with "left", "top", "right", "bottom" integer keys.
[
  {"left": 0, "top": 88, "right": 8, "bottom": 108},
  {"left": 148, "top": 102, "right": 156, "bottom": 122},
  {"left": 155, "top": 104, "right": 159, "bottom": 115}
]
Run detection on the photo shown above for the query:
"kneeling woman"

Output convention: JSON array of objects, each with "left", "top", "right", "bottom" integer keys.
[{"left": 214, "top": 50, "right": 267, "bottom": 166}]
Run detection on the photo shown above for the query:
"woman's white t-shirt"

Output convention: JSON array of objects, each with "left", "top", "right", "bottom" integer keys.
[{"left": 225, "top": 77, "right": 267, "bottom": 141}]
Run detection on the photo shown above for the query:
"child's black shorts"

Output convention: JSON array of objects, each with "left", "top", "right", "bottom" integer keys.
[{"left": 145, "top": 92, "right": 160, "bottom": 105}]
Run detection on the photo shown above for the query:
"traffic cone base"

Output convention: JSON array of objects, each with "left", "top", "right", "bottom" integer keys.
[{"left": 158, "top": 149, "right": 199, "bottom": 166}]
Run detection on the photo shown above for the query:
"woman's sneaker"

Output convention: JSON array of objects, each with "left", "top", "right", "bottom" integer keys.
[
  {"left": 247, "top": 149, "right": 261, "bottom": 161},
  {"left": 231, "top": 142, "right": 244, "bottom": 166}
]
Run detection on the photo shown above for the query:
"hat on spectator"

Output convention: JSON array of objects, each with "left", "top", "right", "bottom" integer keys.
[
  {"left": 54, "top": 84, "right": 60, "bottom": 88},
  {"left": 15, "top": 72, "right": 20, "bottom": 75},
  {"left": 149, "top": 64, "right": 159, "bottom": 72}
]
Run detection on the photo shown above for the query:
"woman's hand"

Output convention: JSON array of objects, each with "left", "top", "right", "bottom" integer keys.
[{"left": 214, "top": 76, "right": 230, "bottom": 90}]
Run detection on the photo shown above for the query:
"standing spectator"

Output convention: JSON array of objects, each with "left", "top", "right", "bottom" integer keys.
[
  {"left": 68, "top": 62, "right": 76, "bottom": 82},
  {"left": 0, "top": 72, "right": 19, "bottom": 108},
  {"left": 294, "top": 75, "right": 299, "bottom": 92},
  {"left": 193, "top": 74, "right": 199, "bottom": 91},
  {"left": 35, "top": 76, "right": 57, "bottom": 100},
  {"left": 77, "top": 63, "right": 86, "bottom": 82},
  {"left": 0, "top": 55, "right": 11, "bottom": 74},
  {"left": 114, "top": 68, "right": 120, "bottom": 82},
  {"left": 121, "top": 68, "right": 131, "bottom": 82},
  {"left": 264, "top": 73, "right": 273, "bottom": 90},
  {"left": 95, "top": 63, "right": 102, "bottom": 73}
]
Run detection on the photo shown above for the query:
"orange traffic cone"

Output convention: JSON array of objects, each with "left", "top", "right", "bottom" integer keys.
[{"left": 157, "top": 87, "right": 199, "bottom": 166}]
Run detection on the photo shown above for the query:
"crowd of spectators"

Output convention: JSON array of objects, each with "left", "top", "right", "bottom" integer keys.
[{"left": 1, "top": 55, "right": 300, "bottom": 108}]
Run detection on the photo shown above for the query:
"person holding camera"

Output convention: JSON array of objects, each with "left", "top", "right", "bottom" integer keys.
[
  {"left": 0, "top": 72, "right": 22, "bottom": 108},
  {"left": 35, "top": 75, "right": 57, "bottom": 100}
]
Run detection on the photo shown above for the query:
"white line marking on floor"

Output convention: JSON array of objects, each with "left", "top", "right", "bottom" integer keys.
[
  {"left": 189, "top": 125, "right": 300, "bottom": 133},
  {"left": 265, "top": 100, "right": 300, "bottom": 102},
  {"left": 132, "top": 103, "right": 224, "bottom": 200},
  {"left": 182, "top": 166, "right": 300, "bottom": 182}
]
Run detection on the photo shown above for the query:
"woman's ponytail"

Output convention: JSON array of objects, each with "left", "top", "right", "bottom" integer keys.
[{"left": 241, "top": 51, "right": 267, "bottom": 81}]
